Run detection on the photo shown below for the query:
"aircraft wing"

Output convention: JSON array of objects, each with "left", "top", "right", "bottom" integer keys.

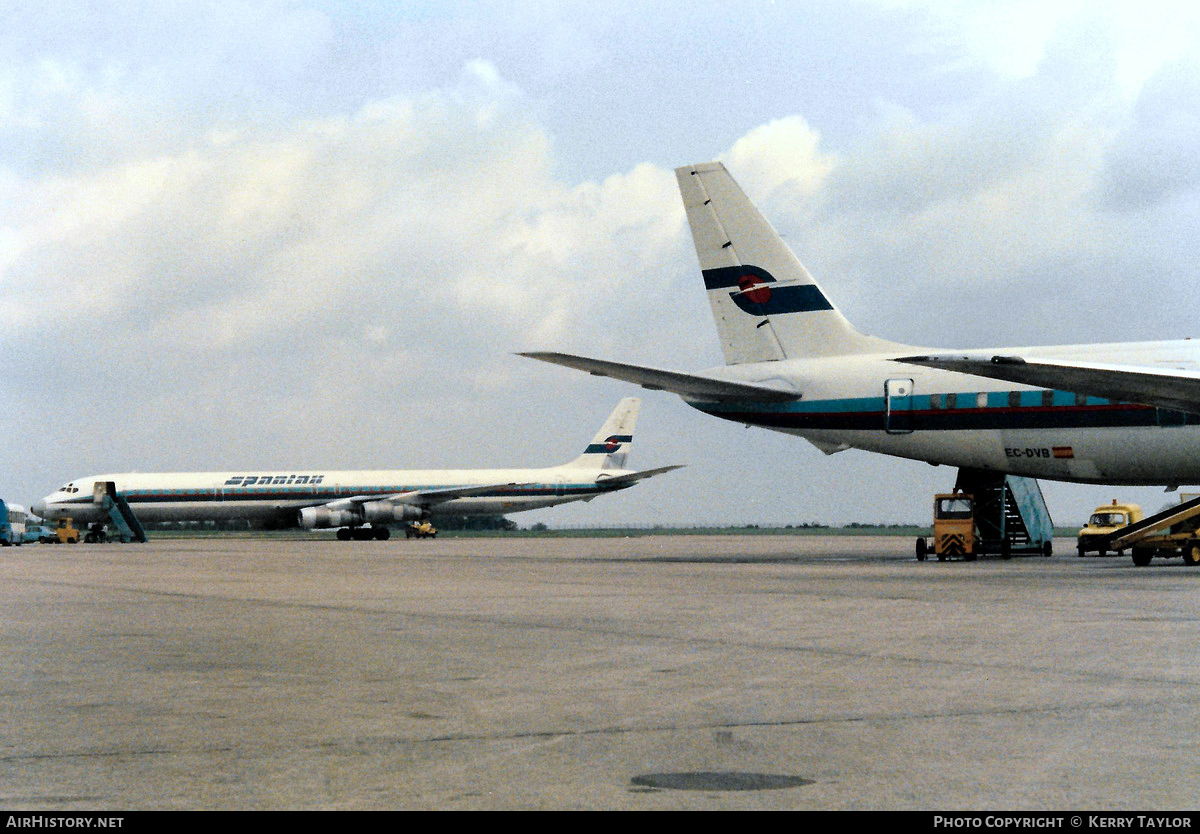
[
  {"left": 518, "top": 351, "right": 801, "bottom": 402},
  {"left": 898, "top": 354, "right": 1200, "bottom": 414},
  {"left": 335, "top": 482, "right": 525, "bottom": 509}
]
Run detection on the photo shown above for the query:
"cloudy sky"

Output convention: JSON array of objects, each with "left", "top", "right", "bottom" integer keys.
[{"left": 5, "top": 0, "right": 1200, "bottom": 528}]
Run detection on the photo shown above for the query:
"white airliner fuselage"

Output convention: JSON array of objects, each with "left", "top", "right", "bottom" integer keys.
[
  {"left": 33, "top": 399, "right": 681, "bottom": 535},
  {"left": 524, "top": 163, "right": 1200, "bottom": 489}
]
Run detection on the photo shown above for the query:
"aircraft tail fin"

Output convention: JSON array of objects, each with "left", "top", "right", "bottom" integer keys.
[
  {"left": 676, "top": 162, "right": 898, "bottom": 363},
  {"left": 567, "top": 397, "right": 641, "bottom": 470}
]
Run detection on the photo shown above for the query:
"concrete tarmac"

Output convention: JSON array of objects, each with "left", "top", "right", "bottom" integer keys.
[{"left": 2, "top": 534, "right": 1199, "bottom": 811}]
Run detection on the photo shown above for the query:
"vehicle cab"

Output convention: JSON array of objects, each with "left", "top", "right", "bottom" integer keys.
[
  {"left": 1077, "top": 500, "right": 1143, "bottom": 557},
  {"left": 916, "top": 491, "right": 977, "bottom": 561}
]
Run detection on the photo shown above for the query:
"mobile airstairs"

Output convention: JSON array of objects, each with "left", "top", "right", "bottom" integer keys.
[
  {"left": 918, "top": 469, "right": 1054, "bottom": 561},
  {"left": 91, "top": 481, "right": 148, "bottom": 543}
]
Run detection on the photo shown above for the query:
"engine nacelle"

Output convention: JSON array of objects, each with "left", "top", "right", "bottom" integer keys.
[
  {"left": 361, "top": 501, "right": 424, "bottom": 523},
  {"left": 298, "top": 506, "right": 362, "bottom": 529}
]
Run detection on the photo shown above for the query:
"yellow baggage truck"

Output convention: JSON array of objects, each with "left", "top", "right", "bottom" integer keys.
[
  {"left": 1094, "top": 495, "right": 1200, "bottom": 566},
  {"left": 1077, "top": 501, "right": 1142, "bottom": 557}
]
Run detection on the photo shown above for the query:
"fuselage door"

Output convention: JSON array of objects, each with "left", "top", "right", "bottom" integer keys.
[{"left": 885, "top": 378, "right": 915, "bottom": 434}]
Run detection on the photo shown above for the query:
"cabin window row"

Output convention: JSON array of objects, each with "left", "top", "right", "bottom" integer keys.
[{"left": 926, "top": 390, "right": 1098, "bottom": 410}]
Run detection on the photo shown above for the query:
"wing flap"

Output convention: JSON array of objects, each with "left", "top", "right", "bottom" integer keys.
[
  {"left": 519, "top": 351, "right": 801, "bottom": 402},
  {"left": 899, "top": 354, "right": 1200, "bottom": 414}
]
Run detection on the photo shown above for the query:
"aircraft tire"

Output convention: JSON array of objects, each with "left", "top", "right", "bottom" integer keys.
[
  {"left": 374, "top": 527, "right": 390, "bottom": 541},
  {"left": 915, "top": 538, "right": 927, "bottom": 561},
  {"left": 1132, "top": 549, "right": 1153, "bottom": 567}
]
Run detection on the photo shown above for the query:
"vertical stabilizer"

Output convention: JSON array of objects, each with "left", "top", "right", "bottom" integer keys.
[
  {"left": 676, "top": 162, "right": 895, "bottom": 363},
  {"left": 567, "top": 398, "right": 640, "bottom": 470}
]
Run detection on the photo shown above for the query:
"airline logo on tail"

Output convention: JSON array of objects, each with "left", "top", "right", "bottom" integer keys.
[
  {"left": 703, "top": 265, "right": 834, "bottom": 316},
  {"left": 584, "top": 434, "right": 631, "bottom": 455}
]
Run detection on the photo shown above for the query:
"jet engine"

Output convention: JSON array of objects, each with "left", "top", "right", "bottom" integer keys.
[
  {"left": 362, "top": 501, "right": 424, "bottom": 523},
  {"left": 298, "top": 506, "right": 362, "bottom": 529}
]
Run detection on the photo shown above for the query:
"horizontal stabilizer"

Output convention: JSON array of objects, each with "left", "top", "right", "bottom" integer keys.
[
  {"left": 899, "top": 354, "right": 1200, "bottom": 415},
  {"left": 518, "top": 351, "right": 801, "bottom": 402},
  {"left": 595, "top": 464, "right": 685, "bottom": 487}
]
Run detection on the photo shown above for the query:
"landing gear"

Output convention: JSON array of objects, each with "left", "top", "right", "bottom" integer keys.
[{"left": 335, "top": 525, "right": 391, "bottom": 541}]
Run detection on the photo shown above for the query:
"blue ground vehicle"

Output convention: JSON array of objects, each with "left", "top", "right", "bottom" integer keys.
[
  {"left": 23, "top": 524, "right": 56, "bottom": 544},
  {"left": 0, "top": 500, "right": 29, "bottom": 545}
]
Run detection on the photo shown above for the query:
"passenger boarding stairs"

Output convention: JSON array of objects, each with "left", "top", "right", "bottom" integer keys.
[
  {"left": 93, "top": 481, "right": 148, "bottom": 543},
  {"left": 955, "top": 469, "right": 1054, "bottom": 558}
]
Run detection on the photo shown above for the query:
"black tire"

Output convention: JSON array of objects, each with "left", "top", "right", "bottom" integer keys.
[
  {"left": 915, "top": 538, "right": 927, "bottom": 561},
  {"left": 1184, "top": 543, "right": 1200, "bottom": 566},
  {"left": 1132, "top": 549, "right": 1153, "bottom": 567}
]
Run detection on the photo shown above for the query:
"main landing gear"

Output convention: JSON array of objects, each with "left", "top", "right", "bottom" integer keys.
[{"left": 336, "top": 525, "right": 391, "bottom": 541}]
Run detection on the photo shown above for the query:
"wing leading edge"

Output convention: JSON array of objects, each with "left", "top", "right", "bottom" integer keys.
[
  {"left": 518, "top": 351, "right": 802, "bottom": 402},
  {"left": 312, "top": 483, "right": 524, "bottom": 515},
  {"left": 898, "top": 354, "right": 1200, "bottom": 415}
]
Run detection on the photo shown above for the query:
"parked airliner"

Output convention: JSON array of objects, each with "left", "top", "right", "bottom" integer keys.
[
  {"left": 32, "top": 398, "right": 681, "bottom": 539},
  {"left": 524, "top": 162, "right": 1200, "bottom": 488}
]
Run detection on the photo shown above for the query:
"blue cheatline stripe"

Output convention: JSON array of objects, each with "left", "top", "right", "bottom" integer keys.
[
  {"left": 694, "top": 392, "right": 1172, "bottom": 432},
  {"left": 60, "top": 481, "right": 626, "bottom": 509}
]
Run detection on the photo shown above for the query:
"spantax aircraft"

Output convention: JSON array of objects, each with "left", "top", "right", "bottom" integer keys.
[
  {"left": 524, "top": 162, "right": 1200, "bottom": 495},
  {"left": 32, "top": 398, "right": 681, "bottom": 540}
]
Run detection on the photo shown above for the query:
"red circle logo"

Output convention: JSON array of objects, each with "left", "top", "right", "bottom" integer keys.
[{"left": 738, "top": 274, "right": 772, "bottom": 305}]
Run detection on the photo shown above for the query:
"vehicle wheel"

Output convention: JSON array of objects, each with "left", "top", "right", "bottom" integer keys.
[
  {"left": 1043, "top": 541, "right": 1053, "bottom": 558},
  {"left": 374, "top": 527, "right": 390, "bottom": 541},
  {"left": 915, "top": 538, "right": 927, "bottom": 561},
  {"left": 1077, "top": 544, "right": 1085, "bottom": 557},
  {"left": 336, "top": 528, "right": 352, "bottom": 541},
  {"left": 1184, "top": 543, "right": 1200, "bottom": 566},
  {"left": 1132, "top": 549, "right": 1153, "bottom": 567},
  {"left": 964, "top": 550, "right": 977, "bottom": 562}
]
